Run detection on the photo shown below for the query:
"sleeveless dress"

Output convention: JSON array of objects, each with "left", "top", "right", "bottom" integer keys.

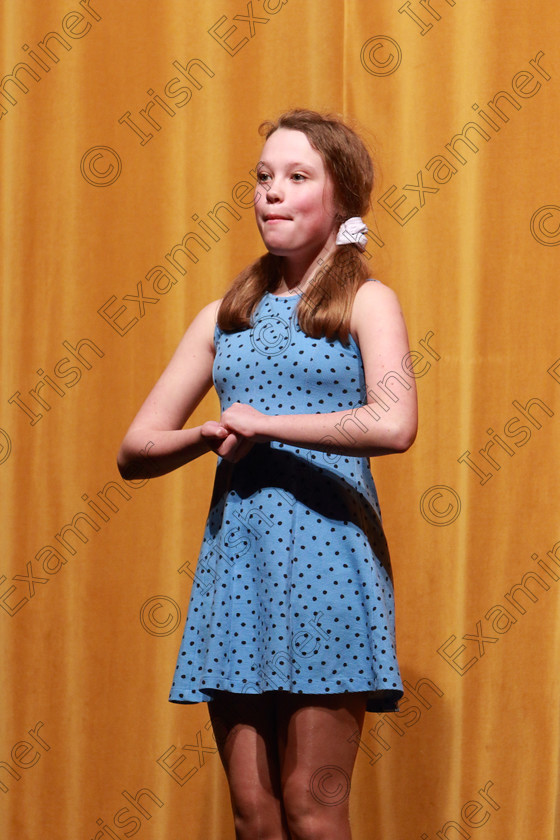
[{"left": 169, "top": 282, "right": 403, "bottom": 713}]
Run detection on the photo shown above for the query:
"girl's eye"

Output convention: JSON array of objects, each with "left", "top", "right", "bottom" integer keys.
[
  {"left": 292, "top": 173, "right": 305, "bottom": 182},
  {"left": 257, "top": 172, "right": 271, "bottom": 182}
]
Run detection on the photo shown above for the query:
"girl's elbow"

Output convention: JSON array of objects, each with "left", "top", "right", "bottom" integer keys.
[
  {"left": 392, "top": 419, "right": 418, "bottom": 453},
  {"left": 117, "top": 442, "right": 138, "bottom": 480},
  {"left": 117, "top": 456, "right": 149, "bottom": 481},
  {"left": 117, "top": 448, "right": 132, "bottom": 480}
]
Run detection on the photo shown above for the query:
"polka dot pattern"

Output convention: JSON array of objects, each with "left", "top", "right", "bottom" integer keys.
[{"left": 169, "top": 286, "right": 403, "bottom": 713}]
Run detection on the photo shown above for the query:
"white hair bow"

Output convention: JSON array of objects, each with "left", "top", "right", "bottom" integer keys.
[{"left": 335, "top": 217, "right": 368, "bottom": 251}]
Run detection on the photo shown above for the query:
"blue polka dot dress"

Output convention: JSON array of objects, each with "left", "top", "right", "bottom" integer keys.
[{"left": 169, "top": 283, "right": 404, "bottom": 713}]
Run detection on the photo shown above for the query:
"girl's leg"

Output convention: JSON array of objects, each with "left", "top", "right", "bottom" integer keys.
[
  {"left": 276, "top": 692, "right": 368, "bottom": 840},
  {"left": 208, "top": 691, "right": 291, "bottom": 840}
]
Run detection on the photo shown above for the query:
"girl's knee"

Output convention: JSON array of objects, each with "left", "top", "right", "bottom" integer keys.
[
  {"left": 282, "top": 773, "right": 351, "bottom": 840},
  {"left": 230, "top": 796, "right": 287, "bottom": 840},
  {"left": 226, "top": 773, "right": 288, "bottom": 840}
]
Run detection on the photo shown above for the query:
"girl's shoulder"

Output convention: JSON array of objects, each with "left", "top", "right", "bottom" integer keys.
[
  {"left": 176, "top": 297, "right": 223, "bottom": 354},
  {"left": 353, "top": 278, "right": 400, "bottom": 307},
  {"left": 206, "top": 297, "right": 223, "bottom": 318},
  {"left": 194, "top": 297, "right": 223, "bottom": 329},
  {"left": 350, "top": 279, "right": 405, "bottom": 337}
]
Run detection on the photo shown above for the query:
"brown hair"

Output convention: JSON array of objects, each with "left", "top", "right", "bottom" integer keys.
[{"left": 217, "top": 109, "right": 375, "bottom": 344}]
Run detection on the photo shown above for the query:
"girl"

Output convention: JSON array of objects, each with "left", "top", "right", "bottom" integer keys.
[{"left": 118, "top": 109, "right": 418, "bottom": 840}]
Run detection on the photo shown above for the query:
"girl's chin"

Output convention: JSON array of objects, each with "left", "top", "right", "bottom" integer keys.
[{"left": 260, "top": 241, "right": 292, "bottom": 257}]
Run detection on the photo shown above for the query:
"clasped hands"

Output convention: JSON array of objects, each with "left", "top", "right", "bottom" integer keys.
[{"left": 200, "top": 403, "right": 270, "bottom": 463}]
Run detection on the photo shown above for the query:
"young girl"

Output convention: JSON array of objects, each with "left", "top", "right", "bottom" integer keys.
[{"left": 118, "top": 109, "right": 418, "bottom": 840}]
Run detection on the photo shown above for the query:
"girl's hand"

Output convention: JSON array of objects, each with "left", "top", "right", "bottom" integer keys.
[
  {"left": 216, "top": 432, "right": 256, "bottom": 463},
  {"left": 219, "top": 403, "right": 271, "bottom": 443},
  {"left": 200, "top": 419, "right": 255, "bottom": 464},
  {"left": 200, "top": 420, "right": 230, "bottom": 452}
]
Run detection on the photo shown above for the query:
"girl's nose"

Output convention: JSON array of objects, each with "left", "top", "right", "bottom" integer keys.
[{"left": 265, "top": 180, "right": 282, "bottom": 202}]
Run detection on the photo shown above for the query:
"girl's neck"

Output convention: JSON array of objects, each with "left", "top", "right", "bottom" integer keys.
[{"left": 274, "top": 238, "right": 336, "bottom": 295}]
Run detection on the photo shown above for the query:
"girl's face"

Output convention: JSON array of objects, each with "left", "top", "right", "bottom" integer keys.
[{"left": 254, "top": 128, "right": 338, "bottom": 263}]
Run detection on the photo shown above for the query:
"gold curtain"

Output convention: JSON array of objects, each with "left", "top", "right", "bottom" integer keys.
[{"left": 2, "top": 1, "right": 559, "bottom": 837}]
